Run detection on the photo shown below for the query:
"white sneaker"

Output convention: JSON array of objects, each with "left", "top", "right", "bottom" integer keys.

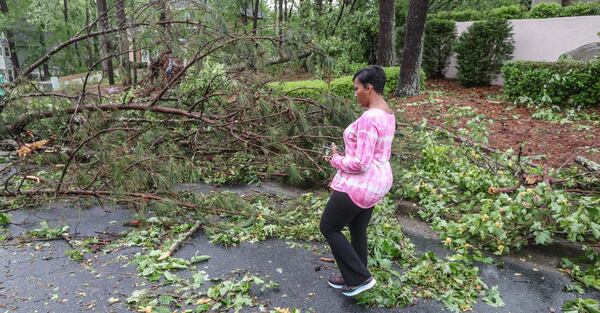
[{"left": 341, "top": 277, "right": 376, "bottom": 297}]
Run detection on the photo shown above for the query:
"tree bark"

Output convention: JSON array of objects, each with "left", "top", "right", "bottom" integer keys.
[
  {"left": 278, "top": 0, "right": 283, "bottom": 46},
  {"left": 575, "top": 156, "right": 600, "bottom": 172},
  {"left": 395, "top": 0, "right": 428, "bottom": 97},
  {"left": 242, "top": 1, "right": 249, "bottom": 26},
  {"left": 330, "top": 0, "right": 348, "bottom": 36},
  {"left": 252, "top": 0, "right": 260, "bottom": 35},
  {"left": 96, "top": 0, "right": 115, "bottom": 85},
  {"left": 376, "top": 0, "right": 395, "bottom": 66},
  {"left": 132, "top": 35, "right": 138, "bottom": 85},
  {"left": 159, "top": 0, "right": 172, "bottom": 37},
  {"left": 287, "top": 0, "right": 294, "bottom": 20},
  {"left": 0, "top": 0, "right": 20, "bottom": 75},
  {"left": 38, "top": 32, "right": 50, "bottom": 80},
  {"left": 10, "top": 103, "right": 218, "bottom": 134},
  {"left": 63, "top": 0, "right": 68, "bottom": 22},
  {"left": 85, "top": 1, "right": 95, "bottom": 68},
  {"left": 116, "top": 0, "right": 132, "bottom": 87}
]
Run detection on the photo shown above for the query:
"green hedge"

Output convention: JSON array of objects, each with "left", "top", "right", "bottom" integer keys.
[
  {"left": 265, "top": 79, "right": 328, "bottom": 98},
  {"left": 502, "top": 60, "right": 600, "bottom": 107},
  {"left": 528, "top": 3, "right": 562, "bottom": 18},
  {"left": 329, "top": 75, "right": 355, "bottom": 99},
  {"left": 529, "top": 2, "right": 600, "bottom": 18},
  {"left": 430, "top": 2, "right": 600, "bottom": 21},
  {"left": 329, "top": 67, "right": 426, "bottom": 98},
  {"left": 269, "top": 67, "right": 426, "bottom": 99}
]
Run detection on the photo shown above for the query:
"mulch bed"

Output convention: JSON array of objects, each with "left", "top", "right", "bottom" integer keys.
[{"left": 391, "top": 79, "right": 600, "bottom": 168}]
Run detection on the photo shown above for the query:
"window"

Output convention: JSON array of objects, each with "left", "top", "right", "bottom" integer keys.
[
  {"left": 0, "top": 47, "right": 3, "bottom": 57},
  {"left": 4, "top": 47, "right": 9, "bottom": 57},
  {"left": 7, "top": 69, "right": 14, "bottom": 82}
]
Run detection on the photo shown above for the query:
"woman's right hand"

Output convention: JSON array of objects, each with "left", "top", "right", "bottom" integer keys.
[{"left": 330, "top": 143, "right": 338, "bottom": 156}]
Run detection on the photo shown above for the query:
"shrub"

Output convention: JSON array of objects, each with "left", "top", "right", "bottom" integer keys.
[
  {"left": 330, "top": 55, "right": 367, "bottom": 77},
  {"left": 490, "top": 5, "right": 526, "bottom": 19},
  {"left": 268, "top": 68, "right": 426, "bottom": 100},
  {"left": 329, "top": 67, "right": 425, "bottom": 98},
  {"left": 423, "top": 19, "right": 457, "bottom": 78},
  {"left": 266, "top": 79, "right": 327, "bottom": 98},
  {"left": 455, "top": 19, "right": 515, "bottom": 87},
  {"left": 502, "top": 60, "right": 600, "bottom": 107},
  {"left": 529, "top": 3, "right": 562, "bottom": 18},
  {"left": 429, "top": 6, "right": 527, "bottom": 21},
  {"left": 430, "top": 8, "right": 480, "bottom": 22},
  {"left": 560, "top": 2, "right": 600, "bottom": 17},
  {"left": 429, "top": 3, "right": 600, "bottom": 21},
  {"left": 329, "top": 75, "right": 355, "bottom": 99}
]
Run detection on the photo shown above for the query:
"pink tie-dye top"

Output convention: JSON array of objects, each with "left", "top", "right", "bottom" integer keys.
[{"left": 329, "top": 108, "right": 395, "bottom": 209}]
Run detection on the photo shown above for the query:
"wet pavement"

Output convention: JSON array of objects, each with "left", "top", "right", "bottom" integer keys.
[{"left": 1, "top": 183, "right": 599, "bottom": 313}]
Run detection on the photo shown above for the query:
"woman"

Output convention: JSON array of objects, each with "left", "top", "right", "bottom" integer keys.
[{"left": 320, "top": 65, "right": 395, "bottom": 297}]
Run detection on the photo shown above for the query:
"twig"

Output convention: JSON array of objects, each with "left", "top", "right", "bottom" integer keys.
[
  {"left": 158, "top": 220, "right": 202, "bottom": 260},
  {"left": 10, "top": 103, "right": 217, "bottom": 133},
  {"left": 575, "top": 156, "right": 600, "bottom": 172},
  {"left": 55, "top": 127, "right": 135, "bottom": 194}
]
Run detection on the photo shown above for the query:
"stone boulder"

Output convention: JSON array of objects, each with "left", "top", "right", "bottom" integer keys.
[{"left": 560, "top": 42, "right": 600, "bottom": 61}]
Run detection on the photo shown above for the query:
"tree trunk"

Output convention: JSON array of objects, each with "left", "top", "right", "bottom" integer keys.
[
  {"left": 287, "top": 0, "right": 294, "bottom": 20},
  {"left": 330, "top": 0, "right": 348, "bottom": 36},
  {"left": 159, "top": 0, "right": 172, "bottom": 36},
  {"left": 376, "top": 0, "right": 395, "bottom": 66},
  {"left": 395, "top": 0, "right": 428, "bottom": 97},
  {"left": 63, "top": 0, "right": 84, "bottom": 69},
  {"left": 63, "top": 0, "right": 68, "bottom": 22},
  {"left": 85, "top": 2, "right": 95, "bottom": 68},
  {"left": 96, "top": 0, "right": 115, "bottom": 85},
  {"left": 132, "top": 35, "right": 138, "bottom": 85},
  {"left": 39, "top": 32, "right": 50, "bottom": 80},
  {"left": 278, "top": 0, "right": 283, "bottom": 46},
  {"left": 349, "top": 0, "right": 359, "bottom": 12},
  {"left": 315, "top": 0, "right": 322, "bottom": 12},
  {"left": 0, "top": 0, "right": 20, "bottom": 75},
  {"left": 116, "top": 0, "right": 131, "bottom": 87},
  {"left": 242, "top": 1, "right": 249, "bottom": 26},
  {"left": 252, "top": 0, "right": 260, "bottom": 35}
]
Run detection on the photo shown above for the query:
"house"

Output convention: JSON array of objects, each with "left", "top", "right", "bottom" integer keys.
[{"left": 0, "top": 38, "right": 15, "bottom": 82}]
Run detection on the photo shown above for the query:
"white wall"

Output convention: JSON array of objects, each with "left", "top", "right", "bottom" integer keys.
[{"left": 445, "top": 15, "right": 600, "bottom": 85}]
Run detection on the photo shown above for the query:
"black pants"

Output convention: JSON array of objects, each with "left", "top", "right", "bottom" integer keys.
[{"left": 319, "top": 190, "right": 373, "bottom": 287}]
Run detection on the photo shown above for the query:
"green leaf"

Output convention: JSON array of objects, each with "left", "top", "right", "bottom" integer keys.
[
  {"left": 158, "top": 295, "right": 174, "bottom": 305},
  {"left": 232, "top": 294, "right": 252, "bottom": 311},
  {"left": 534, "top": 230, "right": 552, "bottom": 245},
  {"left": 192, "top": 271, "right": 209, "bottom": 289},
  {"left": 562, "top": 298, "right": 600, "bottom": 313},
  {"left": 125, "top": 289, "right": 148, "bottom": 304},
  {"left": 163, "top": 271, "right": 178, "bottom": 282},
  {"left": 141, "top": 264, "right": 155, "bottom": 275},
  {"left": 191, "top": 255, "right": 211, "bottom": 263},
  {"left": 154, "top": 306, "right": 171, "bottom": 313},
  {"left": 590, "top": 222, "right": 600, "bottom": 239},
  {"left": 0, "top": 213, "right": 9, "bottom": 226},
  {"left": 565, "top": 284, "right": 585, "bottom": 294},
  {"left": 483, "top": 286, "right": 505, "bottom": 307}
]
